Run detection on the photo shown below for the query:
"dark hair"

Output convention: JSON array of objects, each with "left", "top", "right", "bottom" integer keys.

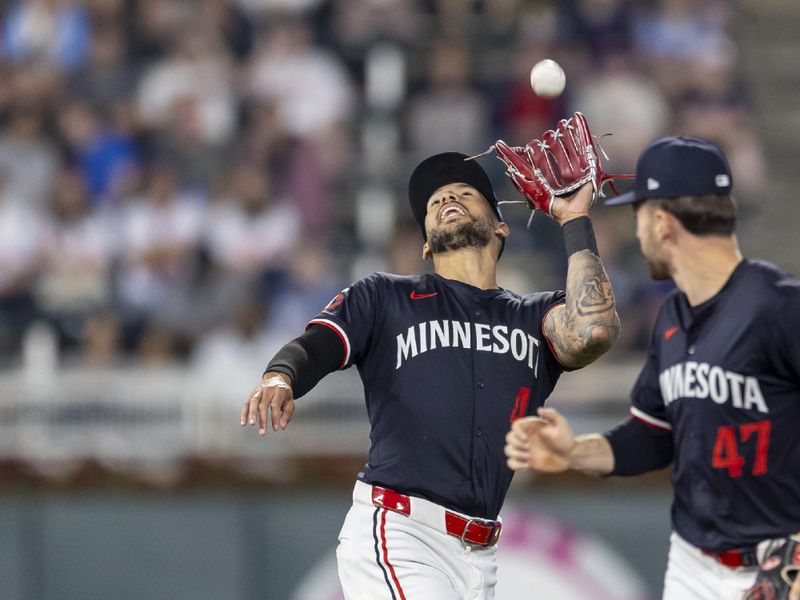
[{"left": 651, "top": 195, "right": 737, "bottom": 236}]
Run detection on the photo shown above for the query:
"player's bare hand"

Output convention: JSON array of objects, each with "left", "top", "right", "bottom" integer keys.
[
  {"left": 550, "top": 182, "right": 594, "bottom": 225},
  {"left": 506, "top": 408, "right": 576, "bottom": 473},
  {"left": 240, "top": 371, "right": 295, "bottom": 436},
  {"left": 505, "top": 423, "right": 532, "bottom": 471}
]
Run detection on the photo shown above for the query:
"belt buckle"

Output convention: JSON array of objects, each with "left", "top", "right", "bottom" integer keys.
[
  {"left": 460, "top": 518, "right": 478, "bottom": 545},
  {"left": 460, "top": 518, "right": 501, "bottom": 547},
  {"left": 705, "top": 547, "right": 759, "bottom": 569},
  {"left": 740, "top": 549, "right": 758, "bottom": 568},
  {"left": 488, "top": 522, "right": 502, "bottom": 546}
]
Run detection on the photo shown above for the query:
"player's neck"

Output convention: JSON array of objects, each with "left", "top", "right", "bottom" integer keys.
[
  {"left": 671, "top": 235, "right": 743, "bottom": 306},
  {"left": 432, "top": 248, "right": 499, "bottom": 290}
]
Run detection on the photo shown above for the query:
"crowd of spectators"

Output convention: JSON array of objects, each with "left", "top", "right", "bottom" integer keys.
[{"left": 0, "top": 0, "right": 765, "bottom": 370}]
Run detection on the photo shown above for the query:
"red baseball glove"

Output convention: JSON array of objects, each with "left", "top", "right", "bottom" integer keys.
[{"left": 486, "top": 112, "right": 633, "bottom": 216}]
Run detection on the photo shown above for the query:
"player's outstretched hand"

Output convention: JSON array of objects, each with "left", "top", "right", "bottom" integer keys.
[
  {"left": 505, "top": 408, "right": 576, "bottom": 473},
  {"left": 241, "top": 371, "right": 295, "bottom": 436},
  {"left": 550, "top": 181, "right": 595, "bottom": 226}
]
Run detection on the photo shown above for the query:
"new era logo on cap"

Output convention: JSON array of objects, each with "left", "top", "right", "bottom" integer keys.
[{"left": 604, "top": 136, "right": 733, "bottom": 206}]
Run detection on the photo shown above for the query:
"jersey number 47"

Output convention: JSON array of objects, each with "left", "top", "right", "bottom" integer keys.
[{"left": 711, "top": 420, "right": 771, "bottom": 478}]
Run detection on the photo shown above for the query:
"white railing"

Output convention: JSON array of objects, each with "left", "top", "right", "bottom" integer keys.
[{"left": 0, "top": 358, "right": 641, "bottom": 471}]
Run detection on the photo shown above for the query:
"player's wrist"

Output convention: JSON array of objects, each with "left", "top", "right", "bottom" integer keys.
[
  {"left": 562, "top": 215, "right": 599, "bottom": 257},
  {"left": 262, "top": 370, "right": 293, "bottom": 388},
  {"left": 564, "top": 439, "right": 580, "bottom": 468}
]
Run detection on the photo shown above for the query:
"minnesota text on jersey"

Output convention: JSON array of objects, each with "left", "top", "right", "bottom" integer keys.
[
  {"left": 659, "top": 361, "right": 767, "bottom": 413},
  {"left": 396, "top": 320, "right": 540, "bottom": 371}
]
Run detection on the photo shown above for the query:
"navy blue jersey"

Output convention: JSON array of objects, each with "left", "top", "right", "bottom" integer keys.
[
  {"left": 309, "top": 272, "right": 566, "bottom": 519},
  {"left": 629, "top": 259, "right": 800, "bottom": 551}
]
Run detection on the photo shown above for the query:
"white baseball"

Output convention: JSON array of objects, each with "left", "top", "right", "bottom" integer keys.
[{"left": 530, "top": 59, "right": 566, "bottom": 98}]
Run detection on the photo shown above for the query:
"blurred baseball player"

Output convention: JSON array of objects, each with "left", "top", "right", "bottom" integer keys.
[
  {"left": 505, "top": 137, "right": 800, "bottom": 600},
  {"left": 242, "top": 141, "right": 620, "bottom": 599}
]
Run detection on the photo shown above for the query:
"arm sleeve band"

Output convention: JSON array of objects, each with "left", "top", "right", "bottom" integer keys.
[
  {"left": 264, "top": 324, "right": 345, "bottom": 399},
  {"left": 604, "top": 417, "right": 674, "bottom": 476},
  {"left": 562, "top": 216, "right": 599, "bottom": 257}
]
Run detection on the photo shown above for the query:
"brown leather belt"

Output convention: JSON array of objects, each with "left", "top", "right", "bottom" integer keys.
[{"left": 371, "top": 485, "right": 502, "bottom": 547}]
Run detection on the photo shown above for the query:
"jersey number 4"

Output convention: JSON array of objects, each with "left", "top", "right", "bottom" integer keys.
[
  {"left": 509, "top": 387, "right": 531, "bottom": 423},
  {"left": 711, "top": 420, "right": 771, "bottom": 478}
]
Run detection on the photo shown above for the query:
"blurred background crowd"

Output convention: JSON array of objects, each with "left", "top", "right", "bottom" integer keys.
[{"left": 0, "top": 0, "right": 768, "bottom": 375}]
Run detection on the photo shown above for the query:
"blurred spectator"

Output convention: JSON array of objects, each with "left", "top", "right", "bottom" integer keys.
[
  {"left": 633, "top": 0, "right": 734, "bottom": 104},
  {"left": 247, "top": 17, "right": 354, "bottom": 144},
  {"left": 33, "top": 168, "right": 115, "bottom": 356},
  {"left": 427, "top": 0, "right": 478, "bottom": 39},
  {"left": 483, "top": 0, "right": 524, "bottom": 47},
  {"left": 142, "top": 243, "right": 253, "bottom": 364},
  {"left": 1, "top": 0, "right": 91, "bottom": 71},
  {"left": 330, "top": 0, "right": 422, "bottom": 62},
  {"left": 559, "top": 0, "right": 634, "bottom": 63},
  {"left": 80, "top": 310, "right": 121, "bottom": 367},
  {"left": 128, "top": 0, "right": 194, "bottom": 64},
  {"left": 387, "top": 221, "right": 428, "bottom": 276},
  {"left": 115, "top": 162, "right": 206, "bottom": 355},
  {"left": 198, "top": 0, "right": 254, "bottom": 61},
  {"left": 236, "top": 0, "right": 325, "bottom": 18},
  {"left": 0, "top": 107, "right": 58, "bottom": 209},
  {"left": 0, "top": 172, "right": 46, "bottom": 361},
  {"left": 267, "top": 242, "right": 344, "bottom": 338},
  {"left": 205, "top": 161, "right": 300, "bottom": 294},
  {"left": 473, "top": 0, "right": 525, "bottom": 92},
  {"left": 138, "top": 27, "right": 236, "bottom": 157},
  {"left": 69, "top": 23, "right": 136, "bottom": 106},
  {"left": 497, "top": 38, "right": 565, "bottom": 142},
  {"left": 57, "top": 99, "right": 140, "bottom": 206},
  {"left": 674, "top": 100, "right": 766, "bottom": 200},
  {"left": 406, "top": 39, "right": 490, "bottom": 161},
  {"left": 569, "top": 53, "right": 670, "bottom": 171},
  {"left": 240, "top": 100, "right": 336, "bottom": 241},
  {"left": 190, "top": 295, "right": 283, "bottom": 394},
  {"left": 670, "top": 49, "right": 765, "bottom": 199}
]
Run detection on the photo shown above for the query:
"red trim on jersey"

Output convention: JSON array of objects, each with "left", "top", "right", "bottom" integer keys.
[
  {"left": 630, "top": 406, "right": 672, "bottom": 431},
  {"left": 379, "top": 509, "right": 408, "bottom": 600},
  {"left": 307, "top": 318, "right": 349, "bottom": 369},
  {"left": 541, "top": 301, "right": 573, "bottom": 369}
]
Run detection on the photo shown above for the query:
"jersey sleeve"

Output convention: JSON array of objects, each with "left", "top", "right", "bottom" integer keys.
[
  {"left": 605, "top": 417, "right": 674, "bottom": 476},
  {"left": 762, "top": 281, "right": 800, "bottom": 383},
  {"left": 307, "top": 273, "right": 383, "bottom": 369},
  {"left": 628, "top": 327, "right": 672, "bottom": 431},
  {"left": 538, "top": 290, "right": 570, "bottom": 372}
]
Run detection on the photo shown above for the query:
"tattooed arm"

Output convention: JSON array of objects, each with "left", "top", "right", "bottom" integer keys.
[{"left": 543, "top": 183, "right": 621, "bottom": 369}]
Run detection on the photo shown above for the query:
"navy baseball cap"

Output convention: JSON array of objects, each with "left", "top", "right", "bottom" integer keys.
[
  {"left": 408, "top": 152, "right": 503, "bottom": 237},
  {"left": 605, "top": 136, "right": 733, "bottom": 206}
]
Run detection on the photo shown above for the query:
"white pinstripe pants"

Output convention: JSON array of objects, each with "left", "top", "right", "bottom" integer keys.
[
  {"left": 663, "top": 532, "right": 769, "bottom": 600},
  {"left": 336, "top": 481, "right": 498, "bottom": 600}
]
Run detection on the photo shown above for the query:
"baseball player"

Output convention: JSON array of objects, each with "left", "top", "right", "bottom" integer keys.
[
  {"left": 241, "top": 150, "right": 620, "bottom": 599},
  {"left": 505, "top": 137, "right": 800, "bottom": 600}
]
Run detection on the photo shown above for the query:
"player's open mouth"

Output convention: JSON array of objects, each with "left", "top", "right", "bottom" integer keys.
[{"left": 439, "top": 203, "right": 467, "bottom": 224}]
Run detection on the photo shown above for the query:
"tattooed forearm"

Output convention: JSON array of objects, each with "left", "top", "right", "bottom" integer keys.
[
  {"left": 575, "top": 274, "right": 614, "bottom": 316},
  {"left": 545, "top": 250, "right": 620, "bottom": 368}
]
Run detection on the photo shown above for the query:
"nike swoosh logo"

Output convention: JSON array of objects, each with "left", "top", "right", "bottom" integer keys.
[
  {"left": 663, "top": 326, "right": 679, "bottom": 341},
  {"left": 410, "top": 291, "right": 438, "bottom": 300}
]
